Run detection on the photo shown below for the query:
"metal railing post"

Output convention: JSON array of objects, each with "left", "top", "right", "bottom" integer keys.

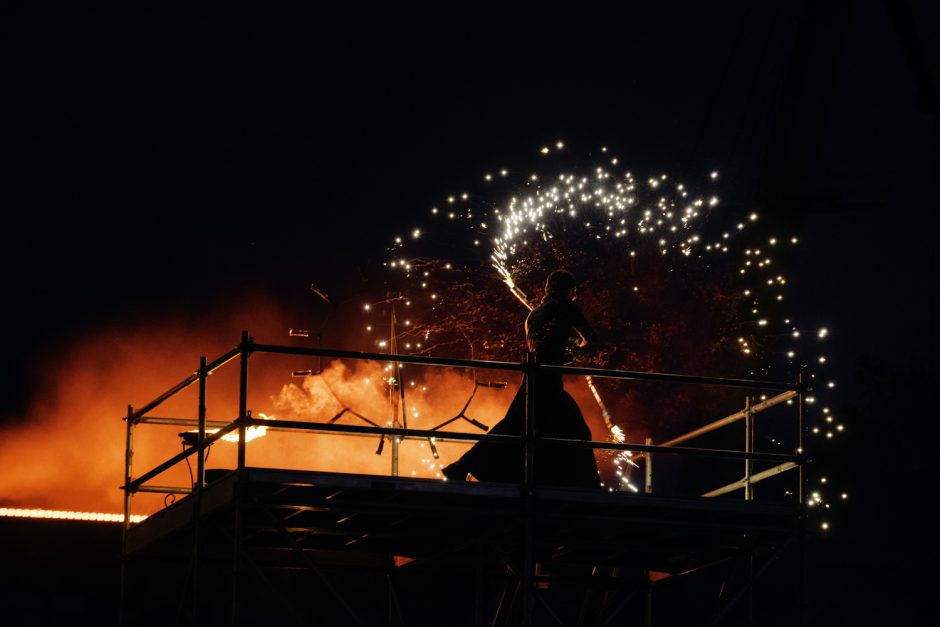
[
  {"left": 232, "top": 331, "right": 251, "bottom": 626},
  {"left": 797, "top": 368, "right": 809, "bottom": 627},
  {"left": 522, "top": 352, "right": 536, "bottom": 627},
  {"left": 644, "top": 436, "right": 653, "bottom": 494},
  {"left": 524, "top": 353, "right": 536, "bottom": 494},
  {"left": 744, "top": 396, "right": 753, "bottom": 501},
  {"left": 797, "top": 370, "right": 806, "bottom": 506},
  {"left": 193, "top": 356, "right": 207, "bottom": 624},
  {"left": 119, "top": 404, "right": 135, "bottom": 627},
  {"left": 237, "top": 331, "right": 250, "bottom": 472}
]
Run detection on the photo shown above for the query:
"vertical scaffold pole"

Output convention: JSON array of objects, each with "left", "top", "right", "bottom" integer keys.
[
  {"left": 797, "top": 370, "right": 806, "bottom": 506},
  {"left": 744, "top": 396, "right": 754, "bottom": 501},
  {"left": 522, "top": 353, "right": 536, "bottom": 627},
  {"left": 119, "top": 404, "right": 135, "bottom": 627},
  {"left": 389, "top": 299, "right": 401, "bottom": 476},
  {"left": 797, "top": 368, "right": 809, "bottom": 627},
  {"left": 232, "top": 331, "right": 250, "bottom": 627},
  {"left": 748, "top": 552, "right": 755, "bottom": 626},
  {"left": 193, "top": 355, "right": 207, "bottom": 624},
  {"left": 237, "top": 331, "right": 249, "bottom": 471}
]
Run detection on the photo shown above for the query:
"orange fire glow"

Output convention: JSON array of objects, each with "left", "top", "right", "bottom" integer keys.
[
  {"left": 0, "top": 298, "right": 297, "bottom": 515},
  {"left": 0, "top": 296, "right": 617, "bottom": 520}
]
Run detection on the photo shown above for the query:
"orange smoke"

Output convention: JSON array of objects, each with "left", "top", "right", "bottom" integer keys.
[
  {"left": 0, "top": 297, "right": 294, "bottom": 514},
  {"left": 0, "top": 295, "right": 633, "bottom": 519},
  {"left": 236, "top": 361, "right": 518, "bottom": 479}
]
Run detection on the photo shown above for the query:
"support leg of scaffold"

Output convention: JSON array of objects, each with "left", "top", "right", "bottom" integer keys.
[
  {"left": 475, "top": 541, "right": 485, "bottom": 627},
  {"left": 534, "top": 591, "right": 568, "bottom": 626},
  {"left": 232, "top": 331, "right": 250, "bottom": 627},
  {"left": 706, "top": 537, "right": 795, "bottom": 627},
  {"left": 493, "top": 576, "right": 521, "bottom": 627},
  {"left": 215, "top": 524, "right": 312, "bottom": 627},
  {"left": 259, "top": 501, "right": 365, "bottom": 626},
  {"left": 597, "top": 586, "right": 640, "bottom": 627},
  {"left": 118, "top": 404, "right": 135, "bottom": 627},
  {"left": 231, "top": 470, "right": 241, "bottom": 627},
  {"left": 387, "top": 573, "right": 405, "bottom": 627},
  {"left": 748, "top": 551, "right": 755, "bottom": 626},
  {"left": 192, "top": 355, "right": 207, "bottom": 627},
  {"left": 521, "top": 355, "right": 536, "bottom": 627},
  {"left": 801, "top": 525, "right": 810, "bottom": 627},
  {"left": 574, "top": 565, "right": 596, "bottom": 627}
]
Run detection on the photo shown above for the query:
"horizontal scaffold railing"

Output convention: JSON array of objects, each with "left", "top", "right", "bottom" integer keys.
[
  {"left": 121, "top": 331, "right": 805, "bottom": 515},
  {"left": 119, "top": 330, "right": 808, "bottom": 627}
]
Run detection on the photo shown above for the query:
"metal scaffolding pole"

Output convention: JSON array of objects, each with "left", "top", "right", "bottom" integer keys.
[
  {"left": 522, "top": 352, "right": 536, "bottom": 627},
  {"left": 232, "top": 331, "right": 250, "bottom": 626},
  {"left": 744, "top": 396, "right": 754, "bottom": 501},
  {"left": 119, "top": 403, "right": 135, "bottom": 627},
  {"left": 192, "top": 355, "right": 207, "bottom": 625}
]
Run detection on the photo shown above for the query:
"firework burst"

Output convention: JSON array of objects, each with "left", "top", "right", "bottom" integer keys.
[{"left": 358, "top": 142, "right": 840, "bottom": 515}]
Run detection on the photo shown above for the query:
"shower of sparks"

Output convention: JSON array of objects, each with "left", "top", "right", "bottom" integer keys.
[{"left": 357, "top": 142, "right": 840, "bottom": 506}]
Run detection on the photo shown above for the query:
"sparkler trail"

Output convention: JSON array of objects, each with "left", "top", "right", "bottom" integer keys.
[{"left": 362, "top": 141, "right": 842, "bottom": 514}]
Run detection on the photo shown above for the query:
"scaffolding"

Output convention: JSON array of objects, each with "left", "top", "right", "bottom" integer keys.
[{"left": 119, "top": 331, "right": 808, "bottom": 627}]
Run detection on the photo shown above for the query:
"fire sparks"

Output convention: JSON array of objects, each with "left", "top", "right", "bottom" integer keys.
[
  {"left": 0, "top": 145, "right": 843, "bottom": 529},
  {"left": 363, "top": 141, "right": 841, "bottom": 503}
]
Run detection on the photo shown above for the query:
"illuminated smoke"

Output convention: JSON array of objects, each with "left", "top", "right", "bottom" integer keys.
[
  {"left": 0, "top": 297, "right": 293, "bottom": 513},
  {"left": 262, "top": 362, "right": 518, "bottom": 479},
  {"left": 0, "top": 296, "right": 521, "bottom": 515}
]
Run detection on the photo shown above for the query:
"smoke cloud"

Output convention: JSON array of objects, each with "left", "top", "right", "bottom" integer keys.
[{"left": 1, "top": 296, "right": 633, "bottom": 515}]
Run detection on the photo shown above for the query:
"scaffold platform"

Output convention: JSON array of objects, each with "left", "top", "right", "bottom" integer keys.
[
  {"left": 122, "top": 467, "right": 801, "bottom": 626},
  {"left": 119, "top": 333, "right": 808, "bottom": 626}
]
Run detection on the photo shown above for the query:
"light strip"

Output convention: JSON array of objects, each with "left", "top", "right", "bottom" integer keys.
[{"left": 0, "top": 507, "right": 147, "bottom": 523}]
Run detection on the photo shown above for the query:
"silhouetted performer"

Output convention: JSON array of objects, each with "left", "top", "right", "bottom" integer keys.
[{"left": 442, "top": 269, "right": 601, "bottom": 488}]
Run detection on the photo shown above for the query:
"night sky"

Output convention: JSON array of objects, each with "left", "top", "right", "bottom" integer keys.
[{"left": 3, "top": 1, "right": 939, "bottom": 622}]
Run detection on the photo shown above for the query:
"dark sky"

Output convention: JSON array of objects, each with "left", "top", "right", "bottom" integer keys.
[
  {"left": 6, "top": 2, "right": 811, "bottom": 406},
  {"left": 3, "top": 1, "right": 940, "bottom": 617},
  {"left": 5, "top": 1, "right": 937, "bottom": 394}
]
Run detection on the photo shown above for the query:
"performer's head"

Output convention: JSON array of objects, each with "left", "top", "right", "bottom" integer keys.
[{"left": 544, "top": 269, "right": 577, "bottom": 299}]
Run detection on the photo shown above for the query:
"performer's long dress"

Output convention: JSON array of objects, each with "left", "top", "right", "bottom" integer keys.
[{"left": 455, "top": 297, "right": 601, "bottom": 489}]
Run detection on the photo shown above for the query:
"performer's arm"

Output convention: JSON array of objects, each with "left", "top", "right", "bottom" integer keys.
[{"left": 568, "top": 302, "right": 597, "bottom": 348}]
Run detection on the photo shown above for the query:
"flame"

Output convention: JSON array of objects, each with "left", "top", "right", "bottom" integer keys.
[{"left": 182, "top": 412, "right": 275, "bottom": 444}]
